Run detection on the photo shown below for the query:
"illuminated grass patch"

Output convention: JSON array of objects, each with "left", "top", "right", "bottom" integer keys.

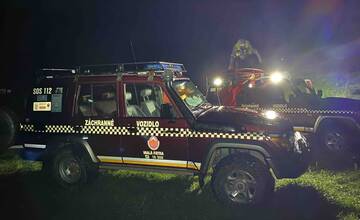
[{"left": 0, "top": 151, "right": 359, "bottom": 220}]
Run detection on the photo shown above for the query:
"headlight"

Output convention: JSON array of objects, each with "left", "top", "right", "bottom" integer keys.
[
  {"left": 270, "top": 71, "right": 284, "bottom": 84},
  {"left": 213, "top": 77, "right": 223, "bottom": 87},
  {"left": 262, "top": 110, "right": 278, "bottom": 120}
]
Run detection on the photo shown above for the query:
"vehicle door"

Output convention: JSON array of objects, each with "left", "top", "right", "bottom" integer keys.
[
  {"left": 74, "top": 81, "right": 122, "bottom": 158},
  {"left": 119, "top": 81, "right": 192, "bottom": 170}
]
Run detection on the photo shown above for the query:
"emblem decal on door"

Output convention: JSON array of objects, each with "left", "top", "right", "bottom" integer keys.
[{"left": 147, "top": 136, "right": 160, "bottom": 151}]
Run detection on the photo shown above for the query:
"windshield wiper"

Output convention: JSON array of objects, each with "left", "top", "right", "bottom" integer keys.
[{"left": 193, "top": 101, "right": 212, "bottom": 111}]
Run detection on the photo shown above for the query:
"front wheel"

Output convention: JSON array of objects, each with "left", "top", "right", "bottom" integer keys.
[
  {"left": 211, "top": 154, "right": 273, "bottom": 207},
  {"left": 319, "top": 127, "right": 351, "bottom": 154}
]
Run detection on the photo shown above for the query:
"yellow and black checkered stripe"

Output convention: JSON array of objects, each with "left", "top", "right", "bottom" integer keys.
[
  {"left": 20, "top": 123, "right": 267, "bottom": 141},
  {"left": 256, "top": 107, "right": 358, "bottom": 115}
]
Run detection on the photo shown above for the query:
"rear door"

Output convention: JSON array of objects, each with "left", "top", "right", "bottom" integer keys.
[
  {"left": 74, "top": 81, "right": 122, "bottom": 157},
  {"left": 119, "top": 81, "right": 193, "bottom": 170}
]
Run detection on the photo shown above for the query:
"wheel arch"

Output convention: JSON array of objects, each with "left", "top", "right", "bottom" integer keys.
[
  {"left": 200, "top": 142, "right": 274, "bottom": 177},
  {"left": 314, "top": 116, "right": 359, "bottom": 134},
  {"left": 45, "top": 137, "right": 98, "bottom": 163}
]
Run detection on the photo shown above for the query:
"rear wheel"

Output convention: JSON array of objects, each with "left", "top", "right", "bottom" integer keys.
[
  {"left": 211, "top": 154, "right": 273, "bottom": 207},
  {"left": 0, "top": 109, "right": 18, "bottom": 153},
  {"left": 45, "top": 148, "right": 97, "bottom": 189}
]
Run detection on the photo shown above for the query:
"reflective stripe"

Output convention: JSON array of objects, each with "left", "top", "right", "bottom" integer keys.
[
  {"left": 20, "top": 123, "right": 267, "bottom": 141},
  {"left": 293, "top": 126, "right": 314, "bottom": 133},
  {"left": 97, "top": 156, "right": 123, "bottom": 163},
  {"left": 9, "top": 145, "right": 24, "bottom": 149},
  {"left": 98, "top": 156, "right": 201, "bottom": 170},
  {"left": 21, "top": 124, "right": 35, "bottom": 132},
  {"left": 24, "top": 143, "right": 46, "bottom": 149},
  {"left": 256, "top": 107, "right": 358, "bottom": 115}
]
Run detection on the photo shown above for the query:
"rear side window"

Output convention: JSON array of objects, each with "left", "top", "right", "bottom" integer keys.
[{"left": 77, "top": 83, "right": 117, "bottom": 118}]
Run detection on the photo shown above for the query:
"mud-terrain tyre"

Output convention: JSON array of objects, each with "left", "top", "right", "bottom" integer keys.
[
  {"left": 319, "top": 126, "right": 352, "bottom": 154},
  {"left": 211, "top": 154, "right": 273, "bottom": 207},
  {"left": 0, "top": 108, "right": 18, "bottom": 153},
  {"left": 44, "top": 148, "right": 97, "bottom": 189}
]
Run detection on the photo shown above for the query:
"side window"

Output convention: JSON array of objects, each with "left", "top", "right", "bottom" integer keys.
[
  {"left": 78, "top": 84, "right": 93, "bottom": 116},
  {"left": 77, "top": 83, "right": 117, "bottom": 118},
  {"left": 124, "top": 83, "right": 176, "bottom": 118}
]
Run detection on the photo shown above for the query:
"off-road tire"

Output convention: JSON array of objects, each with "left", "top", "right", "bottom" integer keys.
[
  {"left": 319, "top": 126, "right": 352, "bottom": 154},
  {"left": 0, "top": 108, "right": 18, "bottom": 153},
  {"left": 211, "top": 154, "right": 273, "bottom": 207},
  {"left": 44, "top": 148, "right": 97, "bottom": 189}
]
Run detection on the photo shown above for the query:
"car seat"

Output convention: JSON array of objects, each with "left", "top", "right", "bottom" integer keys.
[
  {"left": 94, "top": 92, "right": 117, "bottom": 117},
  {"left": 125, "top": 92, "right": 145, "bottom": 117},
  {"left": 140, "top": 89, "right": 160, "bottom": 117},
  {"left": 79, "top": 95, "right": 96, "bottom": 116}
]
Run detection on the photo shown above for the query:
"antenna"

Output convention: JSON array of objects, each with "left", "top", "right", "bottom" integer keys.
[{"left": 129, "top": 40, "right": 137, "bottom": 63}]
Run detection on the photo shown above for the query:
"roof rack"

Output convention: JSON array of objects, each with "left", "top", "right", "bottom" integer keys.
[
  {"left": 79, "top": 61, "right": 186, "bottom": 75},
  {"left": 37, "top": 62, "right": 186, "bottom": 78},
  {"left": 37, "top": 68, "right": 77, "bottom": 78}
]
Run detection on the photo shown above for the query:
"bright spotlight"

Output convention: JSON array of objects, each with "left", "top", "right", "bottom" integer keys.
[
  {"left": 270, "top": 72, "right": 284, "bottom": 84},
  {"left": 213, "top": 77, "right": 223, "bottom": 87},
  {"left": 263, "top": 110, "right": 278, "bottom": 120}
]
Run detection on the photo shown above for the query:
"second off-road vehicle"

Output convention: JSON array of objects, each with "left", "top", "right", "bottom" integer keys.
[{"left": 207, "top": 69, "right": 360, "bottom": 155}]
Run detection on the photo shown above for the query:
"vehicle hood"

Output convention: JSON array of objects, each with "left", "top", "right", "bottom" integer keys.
[{"left": 194, "top": 106, "right": 292, "bottom": 134}]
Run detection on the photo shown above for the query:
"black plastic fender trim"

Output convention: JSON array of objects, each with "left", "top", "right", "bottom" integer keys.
[
  {"left": 45, "top": 136, "right": 98, "bottom": 163},
  {"left": 198, "top": 142, "right": 278, "bottom": 187},
  {"left": 314, "top": 116, "right": 360, "bottom": 133}
]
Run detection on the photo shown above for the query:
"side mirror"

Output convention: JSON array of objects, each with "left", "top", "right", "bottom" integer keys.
[
  {"left": 317, "top": 89, "right": 323, "bottom": 98},
  {"left": 160, "top": 104, "right": 176, "bottom": 119}
]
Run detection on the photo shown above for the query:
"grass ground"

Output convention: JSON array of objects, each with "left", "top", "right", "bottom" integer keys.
[{"left": 0, "top": 150, "right": 359, "bottom": 220}]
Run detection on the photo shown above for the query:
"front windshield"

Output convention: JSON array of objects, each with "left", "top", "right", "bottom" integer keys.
[
  {"left": 237, "top": 79, "right": 319, "bottom": 105},
  {"left": 172, "top": 80, "right": 209, "bottom": 110},
  {"left": 237, "top": 82, "right": 287, "bottom": 104}
]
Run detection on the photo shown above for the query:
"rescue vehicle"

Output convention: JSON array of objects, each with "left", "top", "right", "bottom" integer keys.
[
  {"left": 207, "top": 69, "right": 360, "bottom": 155},
  {"left": 0, "top": 61, "right": 309, "bottom": 207}
]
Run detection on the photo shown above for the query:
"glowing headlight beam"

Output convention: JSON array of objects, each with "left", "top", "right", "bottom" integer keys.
[
  {"left": 213, "top": 77, "right": 223, "bottom": 87},
  {"left": 270, "top": 72, "right": 284, "bottom": 84},
  {"left": 263, "top": 110, "right": 278, "bottom": 120}
]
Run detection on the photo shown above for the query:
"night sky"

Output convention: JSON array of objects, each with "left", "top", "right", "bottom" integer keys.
[{"left": 1, "top": 0, "right": 359, "bottom": 87}]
